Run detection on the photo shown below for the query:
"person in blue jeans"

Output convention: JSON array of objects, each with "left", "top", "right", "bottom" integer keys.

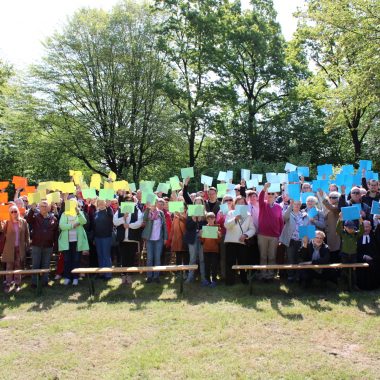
[
  {"left": 142, "top": 198, "right": 168, "bottom": 283},
  {"left": 92, "top": 199, "right": 114, "bottom": 280}
]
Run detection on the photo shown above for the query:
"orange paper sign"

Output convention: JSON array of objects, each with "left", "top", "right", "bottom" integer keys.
[
  {"left": 0, "top": 193, "right": 8, "bottom": 203},
  {"left": 12, "top": 176, "right": 28, "bottom": 189},
  {"left": 0, "top": 205, "right": 10, "bottom": 221},
  {"left": 0, "top": 181, "right": 9, "bottom": 190}
]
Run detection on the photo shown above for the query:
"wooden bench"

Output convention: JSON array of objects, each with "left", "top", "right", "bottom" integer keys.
[
  {"left": 72, "top": 265, "right": 198, "bottom": 299},
  {"left": 232, "top": 263, "right": 370, "bottom": 294},
  {"left": 0, "top": 269, "right": 50, "bottom": 296}
]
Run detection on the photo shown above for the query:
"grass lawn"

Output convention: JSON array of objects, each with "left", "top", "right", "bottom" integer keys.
[{"left": 0, "top": 274, "right": 379, "bottom": 380}]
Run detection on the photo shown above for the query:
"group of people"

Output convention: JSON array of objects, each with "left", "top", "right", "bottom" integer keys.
[{"left": 0, "top": 170, "right": 380, "bottom": 294}]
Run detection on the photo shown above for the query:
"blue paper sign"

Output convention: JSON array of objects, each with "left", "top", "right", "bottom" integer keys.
[
  {"left": 285, "top": 162, "right": 297, "bottom": 172},
  {"left": 359, "top": 160, "right": 372, "bottom": 171},
  {"left": 235, "top": 205, "right": 249, "bottom": 217},
  {"left": 201, "top": 175, "right": 213, "bottom": 187},
  {"left": 341, "top": 165, "right": 354, "bottom": 175},
  {"left": 307, "top": 207, "right": 318, "bottom": 218},
  {"left": 370, "top": 201, "right": 380, "bottom": 215},
  {"left": 268, "top": 183, "right": 281, "bottom": 193},
  {"left": 266, "top": 173, "right": 278, "bottom": 183},
  {"left": 299, "top": 225, "right": 316, "bottom": 239},
  {"left": 226, "top": 170, "right": 234, "bottom": 181},
  {"left": 341, "top": 206, "right": 361, "bottom": 221},
  {"left": 312, "top": 180, "right": 329, "bottom": 193},
  {"left": 217, "top": 171, "right": 227, "bottom": 181},
  {"left": 317, "top": 164, "right": 333, "bottom": 176},
  {"left": 277, "top": 173, "right": 288, "bottom": 183},
  {"left": 297, "top": 167, "right": 310, "bottom": 177},
  {"left": 246, "top": 179, "right": 256, "bottom": 189},
  {"left": 251, "top": 174, "right": 263, "bottom": 183},
  {"left": 352, "top": 173, "right": 362, "bottom": 186},
  {"left": 241, "top": 169, "right": 250, "bottom": 181},
  {"left": 288, "top": 171, "right": 299, "bottom": 182},
  {"left": 287, "top": 184, "right": 301, "bottom": 200},
  {"left": 219, "top": 203, "right": 229, "bottom": 215},
  {"left": 301, "top": 192, "right": 315, "bottom": 204}
]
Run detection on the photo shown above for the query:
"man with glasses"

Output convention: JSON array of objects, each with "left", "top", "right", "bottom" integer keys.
[
  {"left": 318, "top": 190, "right": 341, "bottom": 262},
  {"left": 257, "top": 183, "right": 284, "bottom": 281},
  {"left": 339, "top": 186, "right": 371, "bottom": 227},
  {"left": 26, "top": 200, "right": 59, "bottom": 287}
]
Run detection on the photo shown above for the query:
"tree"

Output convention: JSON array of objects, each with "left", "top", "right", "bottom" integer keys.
[
  {"left": 294, "top": 0, "right": 380, "bottom": 162},
  {"left": 153, "top": 0, "right": 224, "bottom": 167},
  {"left": 212, "top": 0, "right": 298, "bottom": 161},
  {"left": 32, "top": 1, "right": 178, "bottom": 181}
]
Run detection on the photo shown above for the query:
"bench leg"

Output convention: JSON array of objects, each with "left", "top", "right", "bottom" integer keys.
[
  {"left": 87, "top": 274, "right": 95, "bottom": 299},
  {"left": 249, "top": 270, "right": 253, "bottom": 295},
  {"left": 36, "top": 274, "right": 42, "bottom": 296},
  {"left": 348, "top": 268, "right": 352, "bottom": 292},
  {"left": 179, "top": 272, "right": 184, "bottom": 295}
]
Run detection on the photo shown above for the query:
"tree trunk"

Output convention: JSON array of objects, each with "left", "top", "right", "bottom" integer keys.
[
  {"left": 350, "top": 127, "right": 361, "bottom": 162},
  {"left": 247, "top": 100, "right": 257, "bottom": 161}
]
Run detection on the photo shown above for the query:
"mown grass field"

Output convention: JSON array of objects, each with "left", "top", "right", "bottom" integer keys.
[{"left": 0, "top": 275, "right": 379, "bottom": 380}]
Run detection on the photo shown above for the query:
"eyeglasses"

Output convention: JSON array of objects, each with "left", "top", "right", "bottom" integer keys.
[
  {"left": 224, "top": 199, "right": 233, "bottom": 202},
  {"left": 351, "top": 192, "right": 360, "bottom": 195},
  {"left": 10, "top": 211, "right": 18, "bottom": 214},
  {"left": 329, "top": 196, "right": 338, "bottom": 200},
  {"left": 268, "top": 193, "right": 275, "bottom": 195}
]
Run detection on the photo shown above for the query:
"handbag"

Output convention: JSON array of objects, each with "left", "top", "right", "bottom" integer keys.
[{"left": 0, "top": 221, "right": 8, "bottom": 254}]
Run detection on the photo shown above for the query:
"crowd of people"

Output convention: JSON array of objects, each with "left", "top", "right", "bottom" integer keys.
[{"left": 0, "top": 166, "right": 380, "bottom": 294}]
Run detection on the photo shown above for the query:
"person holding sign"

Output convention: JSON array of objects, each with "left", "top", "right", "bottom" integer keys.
[
  {"left": 304, "top": 196, "right": 325, "bottom": 231},
  {"left": 184, "top": 197, "right": 207, "bottom": 284},
  {"left": 113, "top": 197, "right": 143, "bottom": 285},
  {"left": 169, "top": 202, "right": 189, "bottom": 270},
  {"left": 91, "top": 199, "right": 114, "bottom": 281},
  {"left": 1, "top": 205, "right": 30, "bottom": 293},
  {"left": 142, "top": 198, "right": 168, "bottom": 283},
  {"left": 298, "top": 231, "right": 330, "bottom": 287},
  {"left": 224, "top": 196, "right": 255, "bottom": 285},
  {"left": 257, "top": 182, "right": 284, "bottom": 281},
  {"left": 200, "top": 212, "right": 221, "bottom": 287},
  {"left": 26, "top": 200, "right": 59, "bottom": 287},
  {"left": 59, "top": 199, "right": 89, "bottom": 286}
]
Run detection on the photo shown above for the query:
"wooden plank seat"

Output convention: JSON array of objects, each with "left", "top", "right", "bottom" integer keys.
[
  {"left": 72, "top": 265, "right": 198, "bottom": 298},
  {"left": 232, "top": 263, "right": 370, "bottom": 294},
  {"left": 0, "top": 269, "right": 50, "bottom": 296}
]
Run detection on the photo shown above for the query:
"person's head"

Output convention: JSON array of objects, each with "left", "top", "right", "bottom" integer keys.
[
  {"left": 155, "top": 198, "right": 165, "bottom": 210},
  {"left": 363, "top": 220, "right": 372, "bottom": 235},
  {"left": 110, "top": 199, "right": 119, "bottom": 211},
  {"left": 328, "top": 191, "right": 340, "bottom": 205},
  {"left": 266, "top": 190, "right": 277, "bottom": 204},
  {"left": 234, "top": 195, "right": 247, "bottom": 206},
  {"left": 313, "top": 230, "right": 325, "bottom": 247},
  {"left": 234, "top": 185, "right": 241, "bottom": 196},
  {"left": 344, "top": 220, "right": 356, "bottom": 234},
  {"left": 190, "top": 193, "right": 196, "bottom": 203},
  {"left": 163, "top": 197, "right": 169, "bottom": 211},
  {"left": 196, "top": 191, "right": 204, "bottom": 198},
  {"left": 206, "top": 212, "right": 216, "bottom": 225},
  {"left": 136, "top": 190, "right": 142, "bottom": 201},
  {"left": 39, "top": 200, "right": 49, "bottom": 216},
  {"left": 368, "top": 179, "right": 379, "bottom": 194},
  {"left": 97, "top": 199, "right": 107, "bottom": 210},
  {"left": 306, "top": 196, "right": 317, "bottom": 209},
  {"left": 194, "top": 196, "right": 204, "bottom": 206},
  {"left": 360, "top": 188, "right": 367, "bottom": 197},
  {"left": 246, "top": 190, "right": 258, "bottom": 204},
  {"left": 350, "top": 187, "right": 361, "bottom": 203},
  {"left": 9, "top": 205, "right": 20, "bottom": 221},
  {"left": 14, "top": 198, "right": 24, "bottom": 209},
  {"left": 222, "top": 195, "right": 234, "bottom": 210},
  {"left": 292, "top": 200, "right": 302, "bottom": 213},
  {"left": 302, "top": 183, "right": 312, "bottom": 193},
  {"left": 208, "top": 187, "right": 217, "bottom": 202},
  {"left": 329, "top": 184, "right": 339, "bottom": 192}
]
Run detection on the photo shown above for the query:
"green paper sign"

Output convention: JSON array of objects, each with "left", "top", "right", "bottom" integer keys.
[
  {"left": 217, "top": 183, "right": 228, "bottom": 198},
  {"left": 188, "top": 204, "right": 205, "bottom": 217},
  {"left": 120, "top": 202, "right": 135, "bottom": 214},
  {"left": 202, "top": 226, "right": 218, "bottom": 239},
  {"left": 168, "top": 201, "right": 184, "bottom": 213},
  {"left": 180, "top": 167, "right": 194, "bottom": 179},
  {"left": 99, "top": 189, "right": 115, "bottom": 201},
  {"left": 170, "top": 176, "right": 181, "bottom": 191},
  {"left": 156, "top": 183, "right": 170, "bottom": 194},
  {"left": 82, "top": 188, "right": 97, "bottom": 199}
]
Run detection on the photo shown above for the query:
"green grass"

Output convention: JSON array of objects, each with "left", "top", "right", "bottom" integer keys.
[{"left": 0, "top": 275, "right": 379, "bottom": 380}]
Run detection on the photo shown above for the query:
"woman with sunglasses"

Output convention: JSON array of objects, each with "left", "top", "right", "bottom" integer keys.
[{"left": 0, "top": 205, "right": 30, "bottom": 293}]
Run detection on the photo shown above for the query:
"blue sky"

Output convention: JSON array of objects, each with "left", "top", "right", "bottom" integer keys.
[{"left": 0, "top": 0, "right": 305, "bottom": 69}]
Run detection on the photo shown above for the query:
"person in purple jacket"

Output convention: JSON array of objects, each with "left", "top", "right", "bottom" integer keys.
[{"left": 257, "top": 182, "right": 284, "bottom": 281}]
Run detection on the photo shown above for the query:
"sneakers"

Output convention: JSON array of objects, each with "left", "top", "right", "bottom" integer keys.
[
  {"left": 201, "top": 280, "right": 210, "bottom": 287},
  {"left": 14, "top": 285, "right": 21, "bottom": 293},
  {"left": 63, "top": 278, "right": 71, "bottom": 285},
  {"left": 54, "top": 274, "right": 62, "bottom": 281},
  {"left": 72, "top": 279, "right": 79, "bottom": 286}
]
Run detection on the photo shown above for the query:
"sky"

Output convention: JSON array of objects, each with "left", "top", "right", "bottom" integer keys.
[{"left": 0, "top": 0, "right": 305, "bottom": 70}]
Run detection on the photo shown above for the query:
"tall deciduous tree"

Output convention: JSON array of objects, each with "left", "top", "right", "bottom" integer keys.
[
  {"left": 32, "top": 1, "right": 178, "bottom": 181},
  {"left": 294, "top": 0, "right": 380, "bottom": 162}
]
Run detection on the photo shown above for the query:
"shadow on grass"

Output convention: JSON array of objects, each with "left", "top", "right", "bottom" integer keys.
[{"left": 0, "top": 274, "right": 379, "bottom": 320}]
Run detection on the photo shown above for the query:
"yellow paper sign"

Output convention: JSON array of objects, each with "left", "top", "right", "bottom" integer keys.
[
  {"left": 38, "top": 189, "right": 47, "bottom": 200},
  {"left": 113, "top": 180, "right": 130, "bottom": 192},
  {"left": 62, "top": 182, "right": 76, "bottom": 194},
  {"left": 46, "top": 192, "right": 61, "bottom": 204},
  {"left": 64, "top": 200, "right": 77, "bottom": 216},
  {"left": 108, "top": 171, "right": 117, "bottom": 181},
  {"left": 28, "top": 192, "right": 41, "bottom": 205},
  {"left": 104, "top": 182, "right": 114, "bottom": 190}
]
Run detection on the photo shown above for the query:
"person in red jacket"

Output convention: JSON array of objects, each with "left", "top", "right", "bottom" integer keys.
[{"left": 258, "top": 182, "right": 284, "bottom": 281}]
